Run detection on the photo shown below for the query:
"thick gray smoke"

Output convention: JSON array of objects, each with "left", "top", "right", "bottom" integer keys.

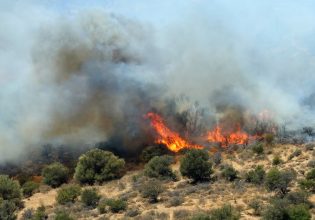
[{"left": 1, "top": 1, "right": 315, "bottom": 162}]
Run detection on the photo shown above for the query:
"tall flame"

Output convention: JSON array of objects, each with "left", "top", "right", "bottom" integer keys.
[
  {"left": 207, "top": 125, "right": 249, "bottom": 146},
  {"left": 145, "top": 112, "right": 203, "bottom": 152}
]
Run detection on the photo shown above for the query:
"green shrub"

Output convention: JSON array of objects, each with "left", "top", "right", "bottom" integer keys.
[
  {"left": 252, "top": 143, "right": 264, "bottom": 155},
  {"left": 209, "top": 204, "right": 240, "bottom": 220},
  {"left": 42, "top": 162, "right": 69, "bottom": 188},
  {"left": 0, "top": 199, "right": 18, "bottom": 220},
  {"left": 56, "top": 185, "right": 81, "bottom": 205},
  {"left": 245, "top": 165, "right": 265, "bottom": 184},
  {"left": 104, "top": 199, "right": 127, "bottom": 213},
  {"left": 74, "top": 149, "right": 125, "bottom": 185},
  {"left": 262, "top": 198, "right": 289, "bottom": 220},
  {"left": 221, "top": 165, "right": 238, "bottom": 181},
  {"left": 190, "top": 212, "right": 210, "bottom": 220},
  {"left": 81, "top": 188, "right": 100, "bottom": 208},
  {"left": 265, "top": 168, "right": 295, "bottom": 195},
  {"left": 32, "top": 205, "right": 46, "bottom": 220},
  {"left": 22, "top": 181, "right": 39, "bottom": 198},
  {"left": 140, "top": 179, "right": 164, "bottom": 203},
  {"left": 140, "top": 145, "right": 171, "bottom": 162},
  {"left": 144, "top": 155, "right": 176, "bottom": 180},
  {"left": 54, "top": 210, "right": 74, "bottom": 220},
  {"left": 285, "top": 191, "right": 311, "bottom": 207},
  {"left": 299, "top": 179, "right": 315, "bottom": 192},
  {"left": 306, "top": 168, "right": 315, "bottom": 180},
  {"left": 264, "top": 133, "right": 275, "bottom": 145},
  {"left": 0, "top": 175, "right": 21, "bottom": 204},
  {"left": 272, "top": 155, "right": 282, "bottom": 165},
  {"left": 287, "top": 204, "right": 311, "bottom": 220},
  {"left": 180, "top": 149, "right": 212, "bottom": 182}
]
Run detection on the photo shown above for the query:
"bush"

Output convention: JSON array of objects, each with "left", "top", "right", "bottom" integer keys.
[
  {"left": 54, "top": 210, "right": 74, "bottom": 220},
  {"left": 168, "top": 196, "right": 184, "bottom": 207},
  {"left": 287, "top": 204, "right": 311, "bottom": 220},
  {"left": 180, "top": 149, "right": 212, "bottom": 182},
  {"left": 306, "top": 168, "right": 315, "bottom": 180},
  {"left": 140, "top": 145, "right": 171, "bottom": 162},
  {"left": 249, "top": 199, "right": 262, "bottom": 216},
  {"left": 265, "top": 168, "right": 295, "bottom": 195},
  {"left": 144, "top": 155, "right": 176, "bottom": 180},
  {"left": 42, "top": 162, "right": 69, "bottom": 188},
  {"left": 264, "top": 133, "right": 275, "bottom": 145},
  {"left": 213, "top": 152, "right": 222, "bottom": 166},
  {"left": 262, "top": 198, "right": 289, "bottom": 220},
  {"left": 98, "top": 198, "right": 127, "bottom": 213},
  {"left": 288, "top": 149, "right": 302, "bottom": 160},
  {"left": 81, "top": 188, "right": 100, "bottom": 208},
  {"left": 0, "top": 175, "right": 21, "bottom": 204},
  {"left": 221, "top": 165, "right": 238, "bottom": 181},
  {"left": 0, "top": 200, "right": 18, "bottom": 220},
  {"left": 125, "top": 208, "right": 140, "bottom": 217},
  {"left": 272, "top": 155, "right": 282, "bottom": 165},
  {"left": 307, "top": 160, "right": 315, "bottom": 168},
  {"left": 285, "top": 191, "right": 311, "bottom": 207},
  {"left": 56, "top": 185, "right": 81, "bottom": 205},
  {"left": 32, "top": 205, "right": 47, "bottom": 220},
  {"left": 299, "top": 179, "right": 315, "bottom": 192},
  {"left": 74, "top": 149, "right": 125, "bottom": 185},
  {"left": 245, "top": 165, "right": 265, "bottom": 184},
  {"left": 140, "top": 179, "right": 164, "bottom": 203},
  {"left": 21, "top": 208, "right": 34, "bottom": 220},
  {"left": 22, "top": 181, "right": 39, "bottom": 198},
  {"left": 209, "top": 204, "right": 240, "bottom": 220},
  {"left": 251, "top": 143, "right": 264, "bottom": 155}
]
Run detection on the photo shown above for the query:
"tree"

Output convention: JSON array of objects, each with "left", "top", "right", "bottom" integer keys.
[
  {"left": 265, "top": 168, "right": 295, "bottom": 195},
  {"left": 144, "top": 156, "right": 176, "bottom": 180},
  {"left": 180, "top": 149, "right": 212, "bottom": 182},
  {"left": 42, "top": 162, "right": 69, "bottom": 188},
  {"left": 74, "top": 149, "right": 125, "bottom": 185}
]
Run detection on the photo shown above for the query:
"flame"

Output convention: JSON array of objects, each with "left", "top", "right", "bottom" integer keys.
[
  {"left": 207, "top": 125, "right": 249, "bottom": 146},
  {"left": 145, "top": 112, "right": 203, "bottom": 152}
]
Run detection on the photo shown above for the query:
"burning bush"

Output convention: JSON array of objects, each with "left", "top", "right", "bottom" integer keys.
[
  {"left": 42, "top": 162, "right": 69, "bottom": 188},
  {"left": 144, "top": 155, "right": 176, "bottom": 180},
  {"left": 74, "top": 149, "right": 125, "bottom": 185},
  {"left": 180, "top": 149, "right": 212, "bottom": 182}
]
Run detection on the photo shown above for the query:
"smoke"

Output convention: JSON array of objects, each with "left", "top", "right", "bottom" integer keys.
[{"left": 1, "top": 1, "right": 315, "bottom": 162}]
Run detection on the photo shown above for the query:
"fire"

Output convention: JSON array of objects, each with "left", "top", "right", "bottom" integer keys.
[
  {"left": 145, "top": 112, "right": 203, "bottom": 152},
  {"left": 207, "top": 125, "right": 249, "bottom": 146}
]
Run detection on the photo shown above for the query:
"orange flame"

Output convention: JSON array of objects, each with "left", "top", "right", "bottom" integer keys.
[
  {"left": 145, "top": 112, "right": 203, "bottom": 152},
  {"left": 207, "top": 125, "right": 249, "bottom": 147}
]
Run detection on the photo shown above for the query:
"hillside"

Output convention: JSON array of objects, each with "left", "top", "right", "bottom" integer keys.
[{"left": 17, "top": 143, "right": 315, "bottom": 220}]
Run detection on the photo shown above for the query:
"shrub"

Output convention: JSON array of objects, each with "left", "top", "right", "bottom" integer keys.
[
  {"left": 272, "top": 155, "right": 282, "bottom": 165},
  {"left": 140, "top": 145, "right": 171, "bottom": 162},
  {"left": 168, "top": 196, "right": 184, "bottom": 207},
  {"left": 56, "top": 185, "right": 81, "bottom": 205},
  {"left": 140, "top": 179, "right": 164, "bottom": 203},
  {"left": 264, "top": 133, "right": 275, "bottom": 145},
  {"left": 299, "top": 179, "right": 315, "bottom": 192},
  {"left": 262, "top": 198, "right": 289, "bottom": 220},
  {"left": 307, "top": 160, "right": 315, "bottom": 168},
  {"left": 209, "top": 204, "right": 240, "bottom": 220},
  {"left": 180, "top": 149, "right": 212, "bottom": 182},
  {"left": 221, "top": 165, "right": 238, "bottom": 181},
  {"left": 245, "top": 165, "right": 265, "bottom": 184},
  {"left": 74, "top": 149, "right": 125, "bottom": 185},
  {"left": 0, "top": 175, "right": 21, "bottom": 204},
  {"left": 144, "top": 155, "right": 176, "bottom": 180},
  {"left": 288, "top": 149, "right": 302, "bottom": 160},
  {"left": 81, "top": 188, "right": 100, "bottom": 208},
  {"left": 190, "top": 212, "right": 210, "bottom": 220},
  {"left": 32, "top": 205, "right": 46, "bottom": 220},
  {"left": 22, "top": 181, "right": 39, "bottom": 198},
  {"left": 251, "top": 143, "right": 264, "bottom": 155},
  {"left": 104, "top": 198, "right": 127, "bottom": 213},
  {"left": 285, "top": 191, "right": 311, "bottom": 207},
  {"left": 249, "top": 199, "right": 262, "bottom": 216},
  {"left": 213, "top": 152, "right": 222, "bottom": 166},
  {"left": 306, "top": 168, "right": 315, "bottom": 180},
  {"left": 42, "top": 162, "right": 69, "bottom": 188},
  {"left": 125, "top": 208, "right": 140, "bottom": 217},
  {"left": 265, "top": 168, "right": 295, "bottom": 195},
  {"left": 0, "top": 199, "right": 18, "bottom": 220},
  {"left": 21, "top": 208, "right": 34, "bottom": 220},
  {"left": 54, "top": 210, "right": 74, "bottom": 220},
  {"left": 287, "top": 204, "right": 311, "bottom": 220}
]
